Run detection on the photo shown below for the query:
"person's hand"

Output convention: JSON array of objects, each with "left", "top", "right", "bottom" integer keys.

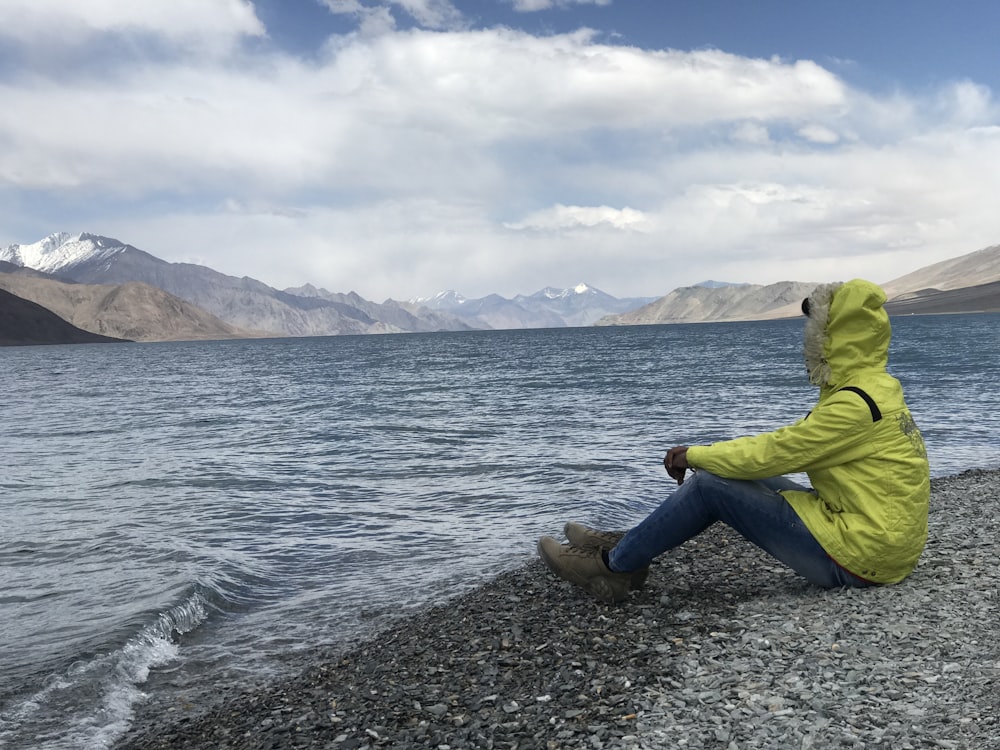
[{"left": 664, "top": 445, "right": 689, "bottom": 485}]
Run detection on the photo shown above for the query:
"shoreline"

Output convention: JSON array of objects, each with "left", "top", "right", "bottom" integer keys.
[{"left": 117, "top": 469, "right": 999, "bottom": 749}]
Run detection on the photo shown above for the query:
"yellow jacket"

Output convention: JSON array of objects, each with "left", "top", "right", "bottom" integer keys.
[{"left": 686, "top": 279, "right": 930, "bottom": 584}]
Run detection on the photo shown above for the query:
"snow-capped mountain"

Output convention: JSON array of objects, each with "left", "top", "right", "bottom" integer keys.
[
  {"left": 5, "top": 232, "right": 998, "bottom": 341},
  {"left": 412, "top": 290, "right": 468, "bottom": 307},
  {"left": 0, "top": 233, "right": 130, "bottom": 275},
  {"left": 5, "top": 233, "right": 649, "bottom": 334},
  {"left": 1, "top": 233, "right": 472, "bottom": 337},
  {"left": 414, "top": 283, "right": 655, "bottom": 329},
  {"left": 514, "top": 283, "right": 654, "bottom": 326},
  {"left": 534, "top": 283, "right": 594, "bottom": 300}
]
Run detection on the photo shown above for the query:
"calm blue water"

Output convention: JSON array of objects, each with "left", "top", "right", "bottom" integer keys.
[{"left": 1, "top": 316, "right": 998, "bottom": 748}]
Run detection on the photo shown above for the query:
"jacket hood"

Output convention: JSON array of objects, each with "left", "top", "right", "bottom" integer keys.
[{"left": 804, "top": 279, "right": 890, "bottom": 387}]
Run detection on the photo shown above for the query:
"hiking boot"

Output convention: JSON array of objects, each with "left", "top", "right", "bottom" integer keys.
[
  {"left": 563, "top": 521, "right": 626, "bottom": 550},
  {"left": 537, "top": 536, "right": 632, "bottom": 604},
  {"left": 563, "top": 522, "right": 650, "bottom": 591}
]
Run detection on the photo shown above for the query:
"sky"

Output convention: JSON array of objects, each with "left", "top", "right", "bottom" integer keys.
[{"left": 1, "top": 1, "right": 999, "bottom": 302}]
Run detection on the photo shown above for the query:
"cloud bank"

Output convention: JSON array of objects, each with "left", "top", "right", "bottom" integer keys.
[{"left": 1, "top": 1, "right": 998, "bottom": 300}]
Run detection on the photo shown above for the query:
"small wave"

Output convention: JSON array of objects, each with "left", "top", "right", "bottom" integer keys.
[{"left": 0, "top": 591, "right": 209, "bottom": 750}]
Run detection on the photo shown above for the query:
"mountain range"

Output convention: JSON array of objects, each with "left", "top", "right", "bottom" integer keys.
[
  {"left": 1, "top": 232, "right": 999, "bottom": 345},
  {"left": 411, "top": 284, "right": 656, "bottom": 330},
  {"left": 0, "top": 233, "right": 475, "bottom": 339},
  {"left": 0, "top": 233, "right": 653, "bottom": 342},
  {"left": 598, "top": 280, "right": 820, "bottom": 326}
]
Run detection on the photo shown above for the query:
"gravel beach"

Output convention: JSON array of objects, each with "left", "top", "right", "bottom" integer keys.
[{"left": 116, "top": 469, "right": 999, "bottom": 750}]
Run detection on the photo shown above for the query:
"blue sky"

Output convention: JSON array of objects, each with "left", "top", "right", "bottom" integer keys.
[{"left": 1, "top": 0, "right": 999, "bottom": 301}]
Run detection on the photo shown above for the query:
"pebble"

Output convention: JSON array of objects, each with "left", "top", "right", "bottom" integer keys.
[{"left": 116, "top": 469, "right": 1000, "bottom": 749}]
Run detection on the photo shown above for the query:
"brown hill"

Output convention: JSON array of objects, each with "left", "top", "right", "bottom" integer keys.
[
  {"left": 0, "top": 288, "right": 127, "bottom": 346},
  {"left": 600, "top": 242, "right": 1000, "bottom": 326},
  {"left": 0, "top": 273, "right": 263, "bottom": 342},
  {"left": 884, "top": 280, "right": 1000, "bottom": 315},
  {"left": 596, "top": 281, "right": 819, "bottom": 326},
  {"left": 882, "top": 243, "right": 1000, "bottom": 298}
]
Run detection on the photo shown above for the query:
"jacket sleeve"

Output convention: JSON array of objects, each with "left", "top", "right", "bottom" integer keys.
[{"left": 685, "top": 391, "right": 877, "bottom": 479}]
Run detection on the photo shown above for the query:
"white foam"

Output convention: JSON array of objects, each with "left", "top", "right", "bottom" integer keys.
[{"left": 0, "top": 592, "right": 207, "bottom": 750}]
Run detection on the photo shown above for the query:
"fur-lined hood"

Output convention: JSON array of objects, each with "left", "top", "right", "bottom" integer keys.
[{"left": 803, "top": 279, "right": 891, "bottom": 387}]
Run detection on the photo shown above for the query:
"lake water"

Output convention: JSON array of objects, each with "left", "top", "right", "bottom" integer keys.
[{"left": 2, "top": 315, "right": 998, "bottom": 749}]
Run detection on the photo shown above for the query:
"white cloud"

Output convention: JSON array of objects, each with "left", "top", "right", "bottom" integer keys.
[
  {"left": 511, "top": 0, "right": 612, "bottom": 11},
  {"left": 730, "top": 122, "right": 772, "bottom": 145},
  {"left": 936, "top": 80, "right": 994, "bottom": 125},
  {"left": 391, "top": 0, "right": 464, "bottom": 28},
  {"left": 320, "top": 0, "right": 464, "bottom": 31},
  {"left": 506, "top": 204, "right": 650, "bottom": 231},
  {"left": 0, "top": 29, "right": 850, "bottom": 196},
  {"left": 0, "top": 0, "right": 264, "bottom": 45},
  {"left": 797, "top": 124, "right": 840, "bottom": 144}
]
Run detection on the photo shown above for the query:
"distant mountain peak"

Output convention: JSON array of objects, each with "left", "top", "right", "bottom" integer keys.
[
  {"left": 536, "top": 283, "right": 598, "bottom": 301},
  {"left": 285, "top": 282, "right": 324, "bottom": 297},
  {"left": 0, "top": 232, "right": 129, "bottom": 275},
  {"left": 694, "top": 280, "right": 749, "bottom": 289},
  {"left": 40, "top": 231, "right": 76, "bottom": 247},
  {"left": 413, "top": 290, "right": 467, "bottom": 306}
]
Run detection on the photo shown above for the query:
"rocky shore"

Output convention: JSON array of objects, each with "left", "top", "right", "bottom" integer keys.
[{"left": 117, "top": 469, "right": 999, "bottom": 750}]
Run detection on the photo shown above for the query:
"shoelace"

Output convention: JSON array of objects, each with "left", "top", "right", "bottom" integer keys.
[
  {"left": 588, "top": 531, "right": 624, "bottom": 546},
  {"left": 559, "top": 544, "right": 602, "bottom": 558}
]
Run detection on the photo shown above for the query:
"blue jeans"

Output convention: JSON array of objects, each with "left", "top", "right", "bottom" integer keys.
[{"left": 608, "top": 470, "right": 874, "bottom": 589}]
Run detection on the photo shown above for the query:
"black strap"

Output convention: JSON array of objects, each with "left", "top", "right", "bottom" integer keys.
[{"left": 839, "top": 386, "right": 882, "bottom": 422}]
